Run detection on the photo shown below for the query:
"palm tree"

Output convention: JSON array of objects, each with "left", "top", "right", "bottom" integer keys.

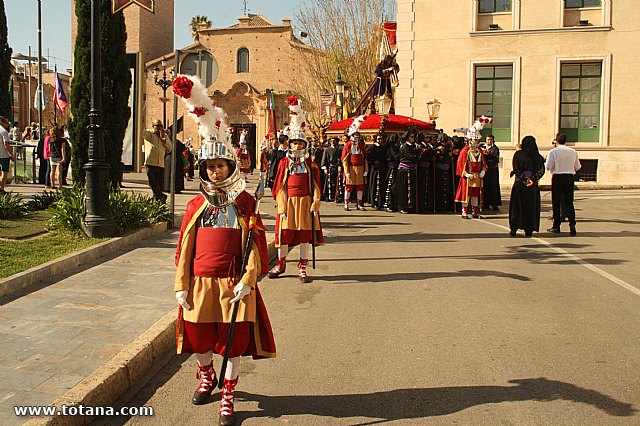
[{"left": 189, "top": 15, "right": 212, "bottom": 40}]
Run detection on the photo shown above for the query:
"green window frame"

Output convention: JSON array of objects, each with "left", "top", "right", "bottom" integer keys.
[
  {"left": 479, "top": 0, "right": 512, "bottom": 13},
  {"left": 474, "top": 65, "right": 513, "bottom": 142},
  {"left": 560, "top": 62, "right": 601, "bottom": 142},
  {"left": 565, "top": 0, "right": 601, "bottom": 9}
]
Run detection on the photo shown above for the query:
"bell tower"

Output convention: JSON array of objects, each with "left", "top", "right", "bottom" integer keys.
[{"left": 71, "top": 0, "right": 174, "bottom": 64}]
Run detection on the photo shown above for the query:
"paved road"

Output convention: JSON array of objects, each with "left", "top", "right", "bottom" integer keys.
[{"left": 103, "top": 189, "right": 640, "bottom": 425}]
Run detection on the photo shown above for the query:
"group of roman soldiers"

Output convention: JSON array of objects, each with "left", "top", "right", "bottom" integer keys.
[{"left": 260, "top": 126, "right": 502, "bottom": 218}]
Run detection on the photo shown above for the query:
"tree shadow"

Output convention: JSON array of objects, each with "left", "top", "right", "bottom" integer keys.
[
  {"left": 236, "top": 377, "right": 636, "bottom": 423},
  {"left": 316, "top": 269, "right": 531, "bottom": 283}
]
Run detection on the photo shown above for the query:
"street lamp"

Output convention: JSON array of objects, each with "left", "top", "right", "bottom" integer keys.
[
  {"left": 335, "top": 66, "right": 346, "bottom": 121},
  {"left": 376, "top": 96, "right": 393, "bottom": 117},
  {"left": 83, "top": 0, "right": 117, "bottom": 238},
  {"left": 153, "top": 59, "right": 174, "bottom": 127},
  {"left": 426, "top": 97, "right": 442, "bottom": 122}
]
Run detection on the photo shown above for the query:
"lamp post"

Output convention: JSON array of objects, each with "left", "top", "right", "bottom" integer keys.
[
  {"left": 82, "top": 0, "right": 117, "bottom": 238},
  {"left": 426, "top": 97, "right": 442, "bottom": 123},
  {"left": 335, "top": 66, "right": 346, "bottom": 121},
  {"left": 153, "top": 59, "right": 174, "bottom": 127}
]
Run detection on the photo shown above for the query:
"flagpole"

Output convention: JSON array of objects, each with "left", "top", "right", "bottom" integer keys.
[
  {"left": 53, "top": 67, "right": 57, "bottom": 126},
  {"left": 37, "top": 0, "right": 42, "bottom": 141}
]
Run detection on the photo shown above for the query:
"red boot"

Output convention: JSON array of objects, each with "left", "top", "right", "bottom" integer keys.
[
  {"left": 461, "top": 206, "right": 470, "bottom": 219},
  {"left": 268, "top": 257, "right": 286, "bottom": 278},
  {"left": 219, "top": 377, "right": 238, "bottom": 426},
  {"left": 298, "top": 259, "right": 310, "bottom": 283},
  {"left": 192, "top": 361, "right": 217, "bottom": 405},
  {"left": 472, "top": 206, "right": 481, "bottom": 219},
  {"left": 357, "top": 201, "right": 366, "bottom": 211}
]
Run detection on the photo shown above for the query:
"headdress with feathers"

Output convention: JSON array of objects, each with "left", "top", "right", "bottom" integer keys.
[
  {"left": 286, "top": 96, "right": 308, "bottom": 142},
  {"left": 348, "top": 115, "right": 366, "bottom": 137},
  {"left": 454, "top": 116, "right": 492, "bottom": 141}
]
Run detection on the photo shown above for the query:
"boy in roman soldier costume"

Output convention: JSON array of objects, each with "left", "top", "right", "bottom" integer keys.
[
  {"left": 268, "top": 96, "right": 324, "bottom": 283},
  {"left": 341, "top": 115, "right": 368, "bottom": 211},
  {"left": 454, "top": 117, "right": 491, "bottom": 219},
  {"left": 236, "top": 129, "right": 251, "bottom": 182},
  {"left": 172, "top": 75, "right": 276, "bottom": 426}
]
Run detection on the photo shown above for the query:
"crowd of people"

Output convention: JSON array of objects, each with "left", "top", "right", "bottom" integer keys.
[{"left": 0, "top": 118, "right": 72, "bottom": 192}]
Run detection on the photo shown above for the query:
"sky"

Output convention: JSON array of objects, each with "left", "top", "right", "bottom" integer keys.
[{"left": 5, "top": 0, "right": 298, "bottom": 73}]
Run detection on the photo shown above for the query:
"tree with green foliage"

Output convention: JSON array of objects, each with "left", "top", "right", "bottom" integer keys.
[
  {"left": 68, "top": 0, "right": 131, "bottom": 185},
  {"left": 0, "top": 0, "right": 13, "bottom": 120}
]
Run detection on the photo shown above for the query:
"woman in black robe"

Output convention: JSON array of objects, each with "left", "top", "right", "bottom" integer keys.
[
  {"left": 509, "top": 136, "right": 545, "bottom": 237},
  {"left": 383, "top": 133, "right": 400, "bottom": 212},
  {"left": 396, "top": 128, "right": 421, "bottom": 214},
  {"left": 482, "top": 134, "right": 502, "bottom": 211},
  {"left": 366, "top": 133, "right": 387, "bottom": 209},
  {"left": 434, "top": 135, "right": 454, "bottom": 213},
  {"left": 417, "top": 133, "right": 435, "bottom": 214}
]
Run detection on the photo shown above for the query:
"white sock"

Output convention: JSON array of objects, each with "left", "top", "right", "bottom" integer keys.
[
  {"left": 299, "top": 242, "right": 309, "bottom": 259},
  {"left": 357, "top": 190, "right": 363, "bottom": 201},
  {"left": 470, "top": 196, "right": 478, "bottom": 206},
  {"left": 278, "top": 244, "right": 288, "bottom": 259},
  {"left": 226, "top": 357, "right": 241, "bottom": 381},
  {"left": 195, "top": 351, "right": 213, "bottom": 366},
  {"left": 345, "top": 191, "right": 351, "bottom": 203}
]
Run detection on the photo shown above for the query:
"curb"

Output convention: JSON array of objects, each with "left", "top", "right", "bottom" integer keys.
[
  {"left": 22, "top": 239, "right": 277, "bottom": 426},
  {"left": 0, "top": 222, "right": 171, "bottom": 299}
]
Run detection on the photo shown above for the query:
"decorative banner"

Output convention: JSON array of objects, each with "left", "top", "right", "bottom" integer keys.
[{"left": 112, "top": 0, "right": 155, "bottom": 14}]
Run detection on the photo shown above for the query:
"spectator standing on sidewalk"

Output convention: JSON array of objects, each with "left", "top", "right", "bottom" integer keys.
[
  {"left": 509, "top": 136, "right": 545, "bottom": 237},
  {"left": 546, "top": 133, "right": 581, "bottom": 235},
  {"left": 0, "top": 116, "right": 16, "bottom": 193},
  {"left": 143, "top": 119, "right": 172, "bottom": 203}
]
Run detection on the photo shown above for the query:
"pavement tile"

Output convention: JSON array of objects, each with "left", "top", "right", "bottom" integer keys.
[{"left": 0, "top": 366, "right": 54, "bottom": 392}]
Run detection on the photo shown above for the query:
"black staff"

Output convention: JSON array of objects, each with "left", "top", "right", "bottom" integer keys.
[{"left": 218, "top": 177, "right": 265, "bottom": 387}]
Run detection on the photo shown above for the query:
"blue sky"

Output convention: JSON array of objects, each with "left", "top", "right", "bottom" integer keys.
[{"left": 5, "top": 0, "right": 298, "bottom": 72}]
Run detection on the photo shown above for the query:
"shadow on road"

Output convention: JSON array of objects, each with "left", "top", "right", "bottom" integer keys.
[
  {"left": 236, "top": 377, "right": 636, "bottom": 424},
  {"left": 315, "top": 269, "right": 532, "bottom": 283}
]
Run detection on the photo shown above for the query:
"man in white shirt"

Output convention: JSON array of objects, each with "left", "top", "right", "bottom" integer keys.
[
  {"left": 545, "top": 133, "right": 581, "bottom": 235},
  {"left": 0, "top": 116, "right": 17, "bottom": 193}
]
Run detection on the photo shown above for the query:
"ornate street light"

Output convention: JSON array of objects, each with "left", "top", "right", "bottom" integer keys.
[
  {"left": 426, "top": 97, "right": 442, "bottom": 122},
  {"left": 335, "top": 66, "right": 346, "bottom": 121},
  {"left": 153, "top": 59, "right": 175, "bottom": 127}
]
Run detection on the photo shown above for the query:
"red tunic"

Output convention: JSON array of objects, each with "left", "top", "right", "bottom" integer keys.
[{"left": 455, "top": 148, "right": 486, "bottom": 204}]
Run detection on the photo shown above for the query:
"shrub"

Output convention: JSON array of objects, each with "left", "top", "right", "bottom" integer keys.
[
  {"left": 26, "top": 191, "right": 60, "bottom": 211},
  {"left": 0, "top": 192, "right": 28, "bottom": 219},
  {"left": 48, "top": 185, "right": 170, "bottom": 234},
  {"left": 49, "top": 186, "right": 87, "bottom": 233}
]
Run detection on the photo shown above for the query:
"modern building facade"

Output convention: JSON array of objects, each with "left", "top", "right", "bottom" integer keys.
[{"left": 396, "top": 0, "right": 639, "bottom": 184}]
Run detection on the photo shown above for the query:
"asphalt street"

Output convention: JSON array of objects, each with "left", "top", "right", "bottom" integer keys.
[{"left": 102, "top": 188, "right": 640, "bottom": 425}]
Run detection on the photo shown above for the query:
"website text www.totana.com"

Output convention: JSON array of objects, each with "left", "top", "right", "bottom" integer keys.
[{"left": 14, "top": 404, "right": 154, "bottom": 417}]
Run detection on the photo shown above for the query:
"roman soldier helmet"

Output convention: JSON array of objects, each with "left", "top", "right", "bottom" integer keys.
[
  {"left": 285, "top": 96, "right": 310, "bottom": 161},
  {"left": 171, "top": 75, "right": 245, "bottom": 207}
]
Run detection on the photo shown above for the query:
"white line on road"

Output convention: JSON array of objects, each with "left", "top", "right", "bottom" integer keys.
[{"left": 481, "top": 220, "right": 640, "bottom": 298}]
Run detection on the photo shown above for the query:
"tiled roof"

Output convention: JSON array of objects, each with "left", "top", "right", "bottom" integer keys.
[{"left": 229, "top": 14, "right": 275, "bottom": 28}]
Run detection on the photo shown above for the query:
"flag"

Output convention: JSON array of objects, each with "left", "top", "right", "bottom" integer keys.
[
  {"left": 8, "top": 78, "right": 14, "bottom": 124},
  {"left": 53, "top": 68, "right": 68, "bottom": 113},
  {"left": 34, "top": 84, "right": 46, "bottom": 110},
  {"left": 268, "top": 90, "right": 277, "bottom": 137}
]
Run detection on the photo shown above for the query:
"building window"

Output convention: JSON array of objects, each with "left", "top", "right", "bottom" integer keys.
[
  {"left": 474, "top": 65, "right": 513, "bottom": 142},
  {"left": 565, "top": 0, "right": 601, "bottom": 8},
  {"left": 560, "top": 62, "right": 601, "bottom": 142},
  {"left": 237, "top": 48, "right": 249, "bottom": 73},
  {"left": 479, "top": 0, "right": 512, "bottom": 13}
]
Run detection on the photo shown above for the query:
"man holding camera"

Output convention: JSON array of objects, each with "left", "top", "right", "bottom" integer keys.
[{"left": 143, "top": 119, "right": 173, "bottom": 203}]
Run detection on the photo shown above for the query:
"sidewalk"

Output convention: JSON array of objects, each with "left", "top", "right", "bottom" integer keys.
[{"left": 0, "top": 172, "right": 276, "bottom": 426}]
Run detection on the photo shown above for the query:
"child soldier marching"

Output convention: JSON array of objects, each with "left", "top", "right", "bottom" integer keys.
[
  {"left": 268, "top": 96, "right": 324, "bottom": 283},
  {"left": 341, "top": 115, "right": 368, "bottom": 211},
  {"left": 172, "top": 75, "right": 276, "bottom": 426}
]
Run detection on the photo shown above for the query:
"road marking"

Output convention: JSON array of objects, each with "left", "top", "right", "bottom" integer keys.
[{"left": 481, "top": 220, "right": 640, "bottom": 298}]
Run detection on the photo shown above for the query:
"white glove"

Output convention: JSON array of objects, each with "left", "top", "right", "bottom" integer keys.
[
  {"left": 345, "top": 173, "right": 351, "bottom": 179},
  {"left": 230, "top": 282, "right": 252, "bottom": 304},
  {"left": 464, "top": 173, "right": 473, "bottom": 179},
  {"left": 321, "top": 166, "right": 327, "bottom": 171},
  {"left": 479, "top": 170, "right": 486, "bottom": 178},
  {"left": 175, "top": 291, "right": 191, "bottom": 310},
  {"left": 279, "top": 213, "right": 287, "bottom": 221},
  {"left": 363, "top": 171, "right": 368, "bottom": 177}
]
